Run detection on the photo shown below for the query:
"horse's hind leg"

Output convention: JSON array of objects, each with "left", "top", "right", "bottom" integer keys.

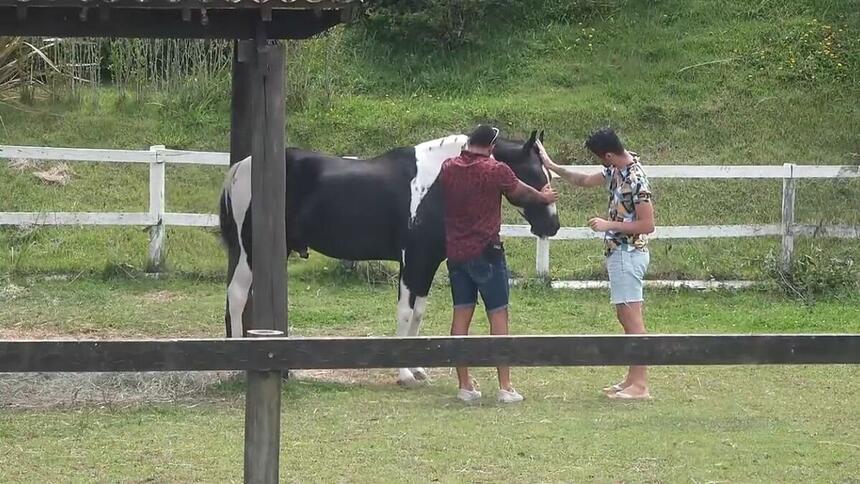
[{"left": 227, "top": 251, "right": 251, "bottom": 338}]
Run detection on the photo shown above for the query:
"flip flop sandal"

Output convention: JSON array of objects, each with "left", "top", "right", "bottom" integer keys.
[
  {"left": 607, "top": 388, "right": 652, "bottom": 400},
  {"left": 602, "top": 383, "right": 627, "bottom": 394}
]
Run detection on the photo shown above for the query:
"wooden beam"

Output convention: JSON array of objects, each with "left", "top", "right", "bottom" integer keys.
[
  {"left": 1, "top": 335, "right": 858, "bottom": 372},
  {"left": 227, "top": 39, "right": 256, "bottom": 338},
  {"left": 243, "top": 329, "right": 283, "bottom": 484},
  {"left": 0, "top": 8, "right": 342, "bottom": 39},
  {"left": 249, "top": 36, "right": 287, "bottom": 335}
]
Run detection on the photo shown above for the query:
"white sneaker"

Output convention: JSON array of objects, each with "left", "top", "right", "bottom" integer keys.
[
  {"left": 497, "top": 388, "right": 524, "bottom": 404},
  {"left": 457, "top": 387, "right": 482, "bottom": 402}
]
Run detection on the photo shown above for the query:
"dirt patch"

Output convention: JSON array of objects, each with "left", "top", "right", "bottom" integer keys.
[
  {"left": 0, "top": 371, "right": 242, "bottom": 410},
  {"left": 292, "top": 369, "right": 400, "bottom": 386},
  {"left": 0, "top": 369, "right": 447, "bottom": 410},
  {"left": 0, "top": 327, "right": 155, "bottom": 340},
  {"left": 33, "top": 163, "right": 74, "bottom": 185},
  {"left": 7, "top": 158, "right": 40, "bottom": 171},
  {"left": 138, "top": 290, "right": 186, "bottom": 304}
]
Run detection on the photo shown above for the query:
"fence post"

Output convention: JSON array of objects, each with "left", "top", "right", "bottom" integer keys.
[
  {"left": 536, "top": 237, "right": 550, "bottom": 279},
  {"left": 147, "top": 145, "right": 166, "bottom": 273},
  {"left": 244, "top": 329, "right": 284, "bottom": 484},
  {"left": 780, "top": 163, "right": 796, "bottom": 272}
]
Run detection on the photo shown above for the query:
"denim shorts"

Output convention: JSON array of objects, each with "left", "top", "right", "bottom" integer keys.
[
  {"left": 447, "top": 250, "right": 510, "bottom": 313},
  {"left": 606, "top": 246, "right": 650, "bottom": 305}
]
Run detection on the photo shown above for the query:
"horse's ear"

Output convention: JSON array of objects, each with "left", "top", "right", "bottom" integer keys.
[
  {"left": 539, "top": 130, "right": 545, "bottom": 143},
  {"left": 523, "top": 130, "right": 538, "bottom": 151}
]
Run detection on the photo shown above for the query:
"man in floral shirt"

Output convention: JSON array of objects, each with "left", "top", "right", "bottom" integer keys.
[{"left": 537, "top": 128, "right": 655, "bottom": 400}]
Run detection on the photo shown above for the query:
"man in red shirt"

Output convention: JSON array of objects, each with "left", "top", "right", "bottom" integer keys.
[{"left": 440, "top": 125, "right": 558, "bottom": 404}]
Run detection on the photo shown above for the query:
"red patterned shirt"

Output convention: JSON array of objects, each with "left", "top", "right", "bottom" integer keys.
[{"left": 440, "top": 151, "right": 519, "bottom": 263}]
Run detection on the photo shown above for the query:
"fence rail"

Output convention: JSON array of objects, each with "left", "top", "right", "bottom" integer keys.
[
  {"left": 2, "top": 144, "right": 859, "bottom": 276},
  {"left": 1, "top": 333, "right": 859, "bottom": 484},
  {"left": 3, "top": 334, "right": 860, "bottom": 373}
]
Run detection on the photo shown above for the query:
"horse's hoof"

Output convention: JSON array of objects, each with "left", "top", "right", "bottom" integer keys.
[
  {"left": 397, "top": 369, "right": 423, "bottom": 388},
  {"left": 411, "top": 368, "right": 428, "bottom": 381}
]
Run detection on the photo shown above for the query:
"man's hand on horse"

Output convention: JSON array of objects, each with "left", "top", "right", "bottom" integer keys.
[{"left": 541, "top": 185, "right": 559, "bottom": 204}]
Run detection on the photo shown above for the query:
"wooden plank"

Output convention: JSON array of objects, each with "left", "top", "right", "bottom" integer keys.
[
  {"left": 243, "top": 330, "right": 283, "bottom": 484},
  {"left": 0, "top": 212, "right": 153, "bottom": 226},
  {"left": 0, "top": 0, "right": 359, "bottom": 8},
  {"left": 781, "top": 164, "right": 796, "bottom": 271},
  {"left": 0, "top": 8, "right": 344, "bottom": 40},
  {"left": 552, "top": 165, "right": 790, "bottom": 179},
  {"left": 147, "top": 146, "right": 166, "bottom": 273},
  {"left": 1, "top": 335, "right": 858, "bottom": 372},
  {"left": 0, "top": 145, "right": 153, "bottom": 163},
  {"left": 792, "top": 165, "right": 860, "bottom": 178},
  {"left": 548, "top": 280, "right": 760, "bottom": 290},
  {"left": 501, "top": 224, "right": 783, "bottom": 240},
  {"left": 792, "top": 224, "right": 860, "bottom": 239},
  {"left": 230, "top": 39, "right": 257, "bottom": 338},
  {"left": 535, "top": 237, "right": 551, "bottom": 278},
  {"left": 159, "top": 150, "right": 230, "bottom": 166},
  {"left": 163, "top": 213, "right": 219, "bottom": 227},
  {"left": 249, "top": 38, "right": 287, "bottom": 335}
]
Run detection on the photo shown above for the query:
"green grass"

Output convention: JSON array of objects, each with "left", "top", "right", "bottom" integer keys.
[
  {"left": 2, "top": 364, "right": 859, "bottom": 483},
  {"left": 1, "top": 0, "right": 858, "bottom": 282},
  {"left": 1, "top": 275, "right": 859, "bottom": 482},
  {"left": 1, "top": 1, "right": 859, "bottom": 481},
  {"left": 4, "top": 272, "right": 860, "bottom": 338}
]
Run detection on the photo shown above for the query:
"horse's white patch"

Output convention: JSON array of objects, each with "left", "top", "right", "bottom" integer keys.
[
  {"left": 396, "top": 278, "right": 419, "bottom": 385},
  {"left": 225, "top": 157, "right": 252, "bottom": 339},
  {"left": 409, "top": 134, "right": 469, "bottom": 224},
  {"left": 547, "top": 203, "right": 557, "bottom": 217}
]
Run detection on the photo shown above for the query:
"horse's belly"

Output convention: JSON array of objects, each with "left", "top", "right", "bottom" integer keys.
[{"left": 302, "top": 211, "right": 401, "bottom": 262}]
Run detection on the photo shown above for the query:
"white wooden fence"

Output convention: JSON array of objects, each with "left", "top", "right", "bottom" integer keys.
[{"left": 1, "top": 144, "right": 859, "bottom": 276}]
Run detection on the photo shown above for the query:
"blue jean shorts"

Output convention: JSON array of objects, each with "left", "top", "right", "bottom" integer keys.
[
  {"left": 447, "top": 250, "right": 510, "bottom": 313},
  {"left": 606, "top": 247, "right": 650, "bottom": 305}
]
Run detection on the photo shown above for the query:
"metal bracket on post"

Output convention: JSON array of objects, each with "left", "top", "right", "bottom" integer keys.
[
  {"left": 780, "top": 163, "right": 797, "bottom": 273},
  {"left": 244, "top": 329, "right": 283, "bottom": 484},
  {"left": 147, "top": 145, "right": 166, "bottom": 273}
]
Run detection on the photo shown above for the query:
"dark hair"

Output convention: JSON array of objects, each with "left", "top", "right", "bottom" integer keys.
[
  {"left": 584, "top": 127, "right": 624, "bottom": 157},
  {"left": 468, "top": 124, "right": 500, "bottom": 147}
]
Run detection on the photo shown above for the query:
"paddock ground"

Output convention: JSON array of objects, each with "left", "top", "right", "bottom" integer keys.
[{"left": 1, "top": 273, "right": 858, "bottom": 482}]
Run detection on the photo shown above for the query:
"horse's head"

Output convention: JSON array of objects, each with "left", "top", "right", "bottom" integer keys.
[{"left": 492, "top": 130, "right": 561, "bottom": 238}]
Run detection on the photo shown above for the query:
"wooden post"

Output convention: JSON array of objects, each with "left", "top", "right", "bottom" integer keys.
[
  {"left": 244, "top": 328, "right": 283, "bottom": 484},
  {"left": 146, "top": 145, "right": 166, "bottom": 273},
  {"left": 535, "top": 237, "right": 550, "bottom": 279},
  {"left": 249, "top": 33, "right": 287, "bottom": 336},
  {"left": 243, "top": 19, "right": 287, "bottom": 482},
  {"left": 780, "top": 163, "right": 796, "bottom": 272},
  {"left": 231, "top": 40, "right": 254, "bottom": 165},
  {"left": 227, "top": 39, "right": 256, "bottom": 335}
]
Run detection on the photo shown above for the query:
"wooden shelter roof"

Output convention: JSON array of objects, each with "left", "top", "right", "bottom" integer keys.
[{"left": 0, "top": 0, "right": 362, "bottom": 39}]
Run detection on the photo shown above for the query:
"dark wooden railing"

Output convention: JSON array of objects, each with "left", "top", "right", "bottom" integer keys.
[{"left": 2, "top": 333, "right": 859, "bottom": 483}]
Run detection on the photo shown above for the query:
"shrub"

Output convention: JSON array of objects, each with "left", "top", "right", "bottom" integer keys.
[{"left": 766, "top": 244, "right": 858, "bottom": 303}]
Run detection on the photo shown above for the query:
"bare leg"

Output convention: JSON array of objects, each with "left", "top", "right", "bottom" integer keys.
[
  {"left": 614, "top": 302, "right": 649, "bottom": 397},
  {"left": 487, "top": 307, "right": 513, "bottom": 391},
  {"left": 451, "top": 306, "right": 476, "bottom": 389}
]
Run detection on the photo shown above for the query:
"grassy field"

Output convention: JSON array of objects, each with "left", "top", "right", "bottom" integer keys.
[
  {"left": 2, "top": 275, "right": 860, "bottom": 482},
  {"left": 1, "top": 0, "right": 859, "bottom": 282},
  {"left": 1, "top": 0, "right": 859, "bottom": 481}
]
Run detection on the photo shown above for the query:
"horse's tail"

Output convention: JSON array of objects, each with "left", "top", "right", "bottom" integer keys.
[{"left": 218, "top": 157, "right": 248, "bottom": 247}]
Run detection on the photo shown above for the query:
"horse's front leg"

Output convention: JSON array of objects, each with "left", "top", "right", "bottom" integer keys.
[
  {"left": 395, "top": 277, "right": 422, "bottom": 387},
  {"left": 406, "top": 294, "right": 429, "bottom": 381}
]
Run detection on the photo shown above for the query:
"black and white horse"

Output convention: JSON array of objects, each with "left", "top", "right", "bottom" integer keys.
[{"left": 219, "top": 131, "right": 560, "bottom": 385}]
